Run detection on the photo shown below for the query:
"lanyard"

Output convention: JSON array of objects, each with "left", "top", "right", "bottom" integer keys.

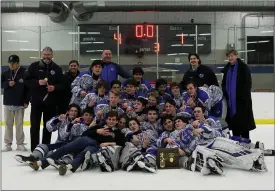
[{"left": 11, "top": 67, "right": 20, "bottom": 81}]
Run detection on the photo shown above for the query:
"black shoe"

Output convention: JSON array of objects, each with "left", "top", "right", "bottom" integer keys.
[
  {"left": 15, "top": 155, "right": 36, "bottom": 164},
  {"left": 97, "top": 151, "right": 114, "bottom": 172},
  {"left": 59, "top": 164, "right": 68, "bottom": 176}
]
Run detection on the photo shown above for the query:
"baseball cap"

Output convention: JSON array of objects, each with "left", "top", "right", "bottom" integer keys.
[{"left": 8, "top": 55, "right": 20, "bottom": 63}]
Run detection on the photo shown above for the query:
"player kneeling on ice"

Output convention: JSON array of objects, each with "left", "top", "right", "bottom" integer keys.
[
  {"left": 15, "top": 104, "right": 88, "bottom": 164},
  {"left": 119, "top": 118, "right": 158, "bottom": 173}
]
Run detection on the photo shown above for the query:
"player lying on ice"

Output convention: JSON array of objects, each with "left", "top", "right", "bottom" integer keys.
[{"left": 171, "top": 106, "right": 267, "bottom": 175}]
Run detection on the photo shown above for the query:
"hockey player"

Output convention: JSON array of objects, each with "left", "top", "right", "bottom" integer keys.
[
  {"left": 27, "top": 111, "right": 124, "bottom": 175},
  {"left": 80, "top": 80, "right": 109, "bottom": 111},
  {"left": 70, "top": 60, "right": 103, "bottom": 106},
  {"left": 120, "top": 118, "right": 158, "bottom": 173},
  {"left": 110, "top": 80, "right": 122, "bottom": 94},
  {"left": 15, "top": 104, "right": 81, "bottom": 164},
  {"left": 147, "top": 91, "right": 165, "bottom": 115},
  {"left": 170, "top": 82, "right": 184, "bottom": 109},
  {"left": 181, "top": 81, "right": 210, "bottom": 117},
  {"left": 120, "top": 79, "right": 147, "bottom": 109},
  {"left": 156, "top": 115, "right": 175, "bottom": 148},
  {"left": 140, "top": 106, "right": 163, "bottom": 136},
  {"left": 122, "top": 67, "right": 152, "bottom": 94},
  {"left": 126, "top": 97, "right": 147, "bottom": 122},
  {"left": 148, "top": 78, "right": 171, "bottom": 103},
  {"left": 94, "top": 91, "right": 125, "bottom": 124}
]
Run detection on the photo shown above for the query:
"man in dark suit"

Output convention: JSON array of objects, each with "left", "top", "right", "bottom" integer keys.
[{"left": 221, "top": 49, "right": 256, "bottom": 139}]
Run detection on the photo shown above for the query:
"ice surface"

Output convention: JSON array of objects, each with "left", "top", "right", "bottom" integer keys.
[{"left": 1, "top": 125, "right": 274, "bottom": 190}]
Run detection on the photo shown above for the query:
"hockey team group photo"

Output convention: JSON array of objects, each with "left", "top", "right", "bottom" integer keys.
[{"left": 2, "top": 48, "right": 274, "bottom": 179}]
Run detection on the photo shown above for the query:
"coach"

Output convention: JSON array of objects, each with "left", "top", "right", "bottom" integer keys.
[
  {"left": 25, "top": 47, "right": 64, "bottom": 151},
  {"left": 100, "top": 49, "right": 131, "bottom": 85}
]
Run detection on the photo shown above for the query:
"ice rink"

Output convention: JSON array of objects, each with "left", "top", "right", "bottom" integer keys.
[{"left": 2, "top": 125, "right": 274, "bottom": 190}]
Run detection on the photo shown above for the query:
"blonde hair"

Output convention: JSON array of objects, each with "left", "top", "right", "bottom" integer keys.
[{"left": 226, "top": 49, "right": 238, "bottom": 57}]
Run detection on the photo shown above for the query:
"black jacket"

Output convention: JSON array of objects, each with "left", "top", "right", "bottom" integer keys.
[
  {"left": 82, "top": 125, "right": 126, "bottom": 146},
  {"left": 24, "top": 60, "right": 64, "bottom": 105},
  {"left": 180, "top": 64, "right": 219, "bottom": 90},
  {"left": 62, "top": 70, "right": 80, "bottom": 102},
  {"left": 1, "top": 67, "right": 29, "bottom": 106},
  {"left": 221, "top": 58, "right": 256, "bottom": 132}
]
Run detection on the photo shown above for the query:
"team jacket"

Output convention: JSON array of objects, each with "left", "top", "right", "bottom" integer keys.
[
  {"left": 24, "top": 60, "right": 64, "bottom": 105},
  {"left": 70, "top": 71, "right": 101, "bottom": 106},
  {"left": 46, "top": 117, "right": 88, "bottom": 143},
  {"left": 1, "top": 67, "right": 29, "bottom": 106},
  {"left": 80, "top": 91, "right": 109, "bottom": 111},
  {"left": 100, "top": 62, "right": 131, "bottom": 85},
  {"left": 125, "top": 129, "right": 158, "bottom": 156}
]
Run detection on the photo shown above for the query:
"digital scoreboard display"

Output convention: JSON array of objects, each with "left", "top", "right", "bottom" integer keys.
[{"left": 79, "top": 24, "right": 211, "bottom": 55}]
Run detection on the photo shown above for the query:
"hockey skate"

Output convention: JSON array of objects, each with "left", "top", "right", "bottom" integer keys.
[
  {"left": 28, "top": 161, "right": 40, "bottom": 171},
  {"left": 97, "top": 149, "right": 114, "bottom": 172},
  {"left": 137, "top": 157, "right": 157, "bottom": 173},
  {"left": 81, "top": 151, "right": 92, "bottom": 171},
  {"left": 14, "top": 154, "right": 36, "bottom": 164},
  {"left": 124, "top": 152, "right": 144, "bottom": 172},
  {"left": 58, "top": 164, "right": 68, "bottom": 176},
  {"left": 46, "top": 158, "right": 63, "bottom": 170}
]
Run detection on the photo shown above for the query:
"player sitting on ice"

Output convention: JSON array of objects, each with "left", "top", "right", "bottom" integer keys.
[
  {"left": 120, "top": 118, "right": 158, "bottom": 173},
  {"left": 15, "top": 105, "right": 90, "bottom": 164},
  {"left": 126, "top": 97, "right": 147, "bottom": 122},
  {"left": 122, "top": 67, "right": 152, "bottom": 94},
  {"left": 140, "top": 106, "right": 163, "bottom": 136},
  {"left": 70, "top": 60, "right": 103, "bottom": 106},
  {"left": 169, "top": 82, "right": 185, "bottom": 109},
  {"left": 94, "top": 91, "right": 125, "bottom": 125},
  {"left": 80, "top": 80, "right": 109, "bottom": 111},
  {"left": 27, "top": 111, "right": 124, "bottom": 175}
]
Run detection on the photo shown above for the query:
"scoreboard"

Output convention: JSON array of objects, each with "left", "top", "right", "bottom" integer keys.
[{"left": 79, "top": 24, "right": 211, "bottom": 55}]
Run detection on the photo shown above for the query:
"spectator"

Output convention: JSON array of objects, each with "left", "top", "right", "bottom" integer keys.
[
  {"left": 221, "top": 49, "right": 256, "bottom": 139},
  {"left": 100, "top": 50, "right": 131, "bottom": 85},
  {"left": 1, "top": 55, "right": 29, "bottom": 152},
  {"left": 180, "top": 53, "right": 219, "bottom": 90},
  {"left": 57, "top": 60, "right": 80, "bottom": 114},
  {"left": 25, "top": 47, "right": 64, "bottom": 151}
]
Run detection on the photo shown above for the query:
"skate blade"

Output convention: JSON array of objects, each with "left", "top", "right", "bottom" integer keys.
[
  {"left": 126, "top": 155, "right": 144, "bottom": 172},
  {"left": 46, "top": 158, "right": 59, "bottom": 170},
  {"left": 14, "top": 156, "right": 26, "bottom": 164},
  {"left": 81, "top": 151, "right": 91, "bottom": 171},
  {"left": 137, "top": 161, "right": 156, "bottom": 173},
  {"left": 97, "top": 152, "right": 112, "bottom": 172}
]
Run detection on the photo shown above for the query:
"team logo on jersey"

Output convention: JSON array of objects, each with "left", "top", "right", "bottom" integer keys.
[
  {"left": 199, "top": 73, "right": 204, "bottom": 78},
  {"left": 18, "top": 78, "right": 23, "bottom": 83},
  {"left": 50, "top": 70, "right": 55, "bottom": 75},
  {"left": 110, "top": 67, "right": 114, "bottom": 71}
]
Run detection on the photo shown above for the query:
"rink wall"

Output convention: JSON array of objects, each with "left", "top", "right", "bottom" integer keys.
[{"left": 0, "top": 92, "right": 274, "bottom": 125}]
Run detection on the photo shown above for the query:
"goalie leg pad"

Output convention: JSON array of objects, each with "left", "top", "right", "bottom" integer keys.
[{"left": 208, "top": 137, "right": 267, "bottom": 171}]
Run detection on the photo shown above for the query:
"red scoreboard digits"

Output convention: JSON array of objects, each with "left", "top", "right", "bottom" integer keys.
[{"left": 135, "top": 25, "right": 155, "bottom": 38}]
